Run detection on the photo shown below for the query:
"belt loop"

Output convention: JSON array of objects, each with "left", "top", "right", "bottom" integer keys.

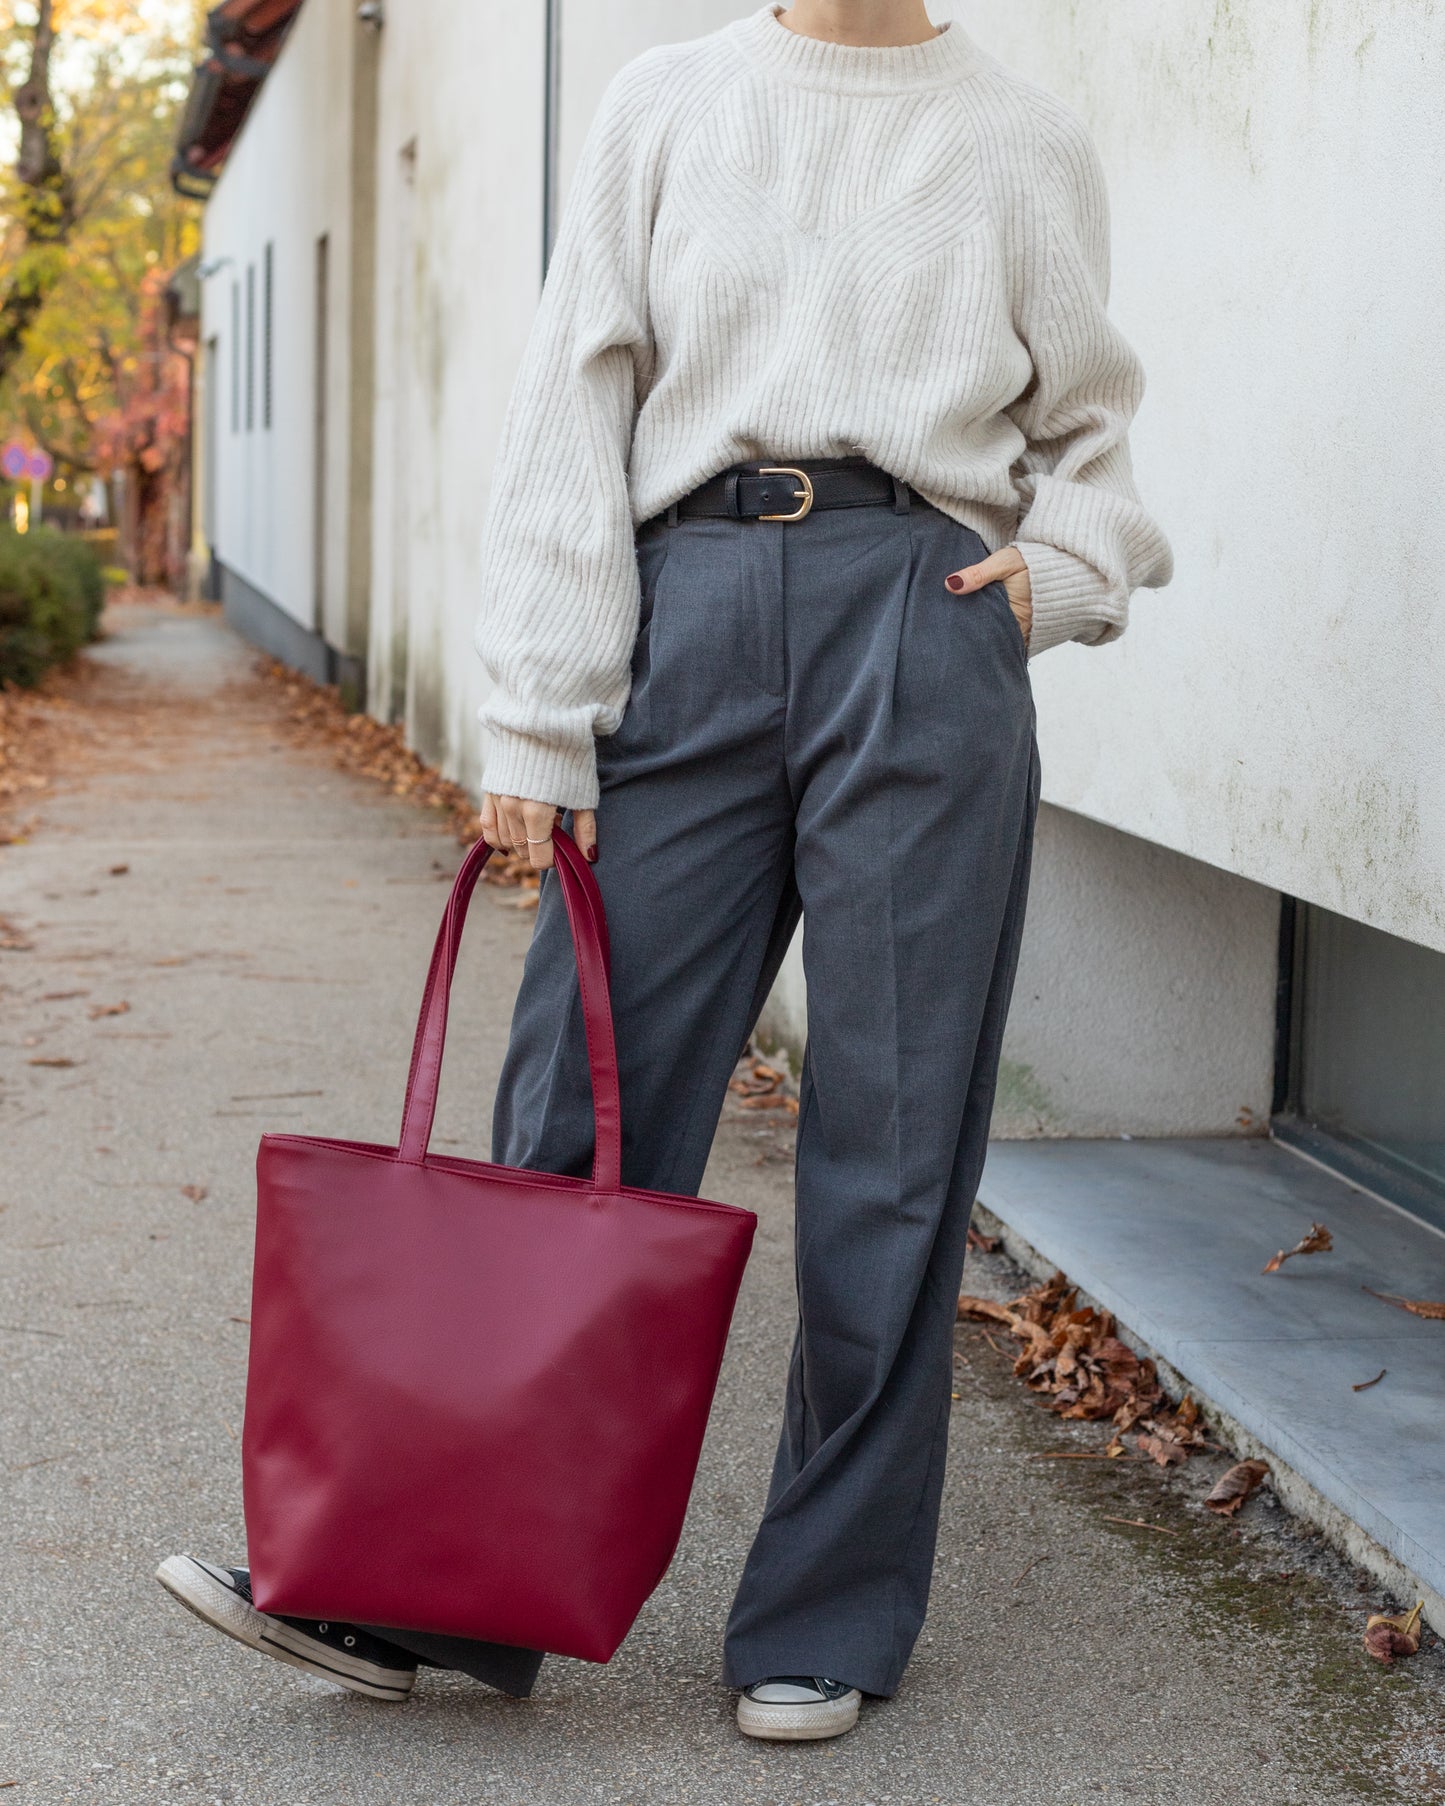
[
  {"left": 725, "top": 471, "right": 743, "bottom": 519},
  {"left": 890, "top": 474, "right": 911, "bottom": 515},
  {"left": 666, "top": 498, "right": 679, "bottom": 527}
]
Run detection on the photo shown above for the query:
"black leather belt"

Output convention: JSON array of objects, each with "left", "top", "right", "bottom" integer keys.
[{"left": 652, "top": 457, "right": 920, "bottom": 526}]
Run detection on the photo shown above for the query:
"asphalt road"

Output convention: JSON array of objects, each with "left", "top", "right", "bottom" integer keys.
[{"left": 3, "top": 598, "right": 1442, "bottom": 1805}]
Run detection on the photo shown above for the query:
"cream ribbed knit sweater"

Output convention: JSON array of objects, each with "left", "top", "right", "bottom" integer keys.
[{"left": 474, "top": 2, "right": 1173, "bottom": 809}]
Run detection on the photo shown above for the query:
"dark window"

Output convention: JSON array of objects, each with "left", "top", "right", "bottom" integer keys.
[
  {"left": 263, "top": 242, "right": 274, "bottom": 431},
  {"left": 230, "top": 281, "right": 240, "bottom": 433},
  {"left": 203, "top": 336, "right": 219, "bottom": 540},
  {"left": 1278, "top": 901, "right": 1445, "bottom": 1234},
  {"left": 245, "top": 263, "right": 255, "bottom": 432}
]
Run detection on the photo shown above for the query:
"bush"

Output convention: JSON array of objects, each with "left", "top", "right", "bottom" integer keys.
[{"left": 0, "top": 525, "right": 106, "bottom": 687}]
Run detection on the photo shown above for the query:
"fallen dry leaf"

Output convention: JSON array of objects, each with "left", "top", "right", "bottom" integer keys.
[
  {"left": 108, "top": 863, "right": 129, "bottom": 876},
  {"left": 726, "top": 1054, "right": 798, "bottom": 1119},
  {"left": 966, "top": 1224, "right": 1001, "bottom": 1255},
  {"left": 1363, "top": 1602, "right": 1423, "bottom": 1665},
  {"left": 1137, "top": 1430, "right": 1191, "bottom": 1469},
  {"left": 180, "top": 1184, "right": 208, "bottom": 1202},
  {"left": 1362, "top": 1287, "right": 1445, "bottom": 1321},
  {"left": 1352, "top": 1368, "right": 1387, "bottom": 1392},
  {"left": 1204, "top": 1459, "right": 1270, "bottom": 1516},
  {"left": 87, "top": 1001, "right": 130, "bottom": 1019},
  {"left": 1262, "top": 1222, "right": 1333, "bottom": 1274},
  {"left": 957, "top": 1294, "right": 1018, "bottom": 1328},
  {"left": 27, "top": 1056, "right": 76, "bottom": 1068}
]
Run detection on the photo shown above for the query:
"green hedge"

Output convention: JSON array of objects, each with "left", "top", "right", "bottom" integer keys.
[{"left": 0, "top": 525, "right": 106, "bottom": 687}]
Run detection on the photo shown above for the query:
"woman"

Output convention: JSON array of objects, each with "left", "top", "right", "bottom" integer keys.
[{"left": 159, "top": 0, "right": 1170, "bottom": 1743}]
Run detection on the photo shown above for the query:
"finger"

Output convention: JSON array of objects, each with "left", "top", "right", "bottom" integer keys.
[
  {"left": 521, "top": 800, "right": 559, "bottom": 871},
  {"left": 499, "top": 799, "right": 529, "bottom": 858},
  {"left": 479, "top": 794, "right": 501, "bottom": 850},
  {"left": 572, "top": 809, "right": 598, "bottom": 864},
  {"left": 945, "top": 545, "right": 1027, "bottom": 594}
]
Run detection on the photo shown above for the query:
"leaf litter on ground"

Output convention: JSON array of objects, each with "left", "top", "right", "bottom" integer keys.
[
  {"left": 957, "top": 1270, "right": 1211, "bottom": 1469},
  {"left": 727, "top": 1056, "right": 799, "bottom": 1118}
]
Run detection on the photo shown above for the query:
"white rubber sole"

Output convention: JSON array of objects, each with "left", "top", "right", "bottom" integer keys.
[
  {"left": 736, "top": 1686, "right": 862, "bottom": 1741},
  {"left": 155, "top": 1556, "right": 414, "bottom": 1701}
]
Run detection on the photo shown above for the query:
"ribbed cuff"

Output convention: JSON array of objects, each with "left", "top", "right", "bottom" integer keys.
[
  {"left": 1013, "top": 541, "right": 1123, "bottom": 659},
  {"left": 479, "top": 722, "right": 600, "bottom": 810}
]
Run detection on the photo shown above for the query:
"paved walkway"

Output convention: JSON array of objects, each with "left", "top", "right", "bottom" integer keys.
[{"left": 2, "top": 598, "right": 1443, "bottom": 1804}]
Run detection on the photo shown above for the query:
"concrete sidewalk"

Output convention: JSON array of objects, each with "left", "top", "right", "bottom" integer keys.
[{"left": 2, "top": 598, "right": 1443, "bottom": 1805}]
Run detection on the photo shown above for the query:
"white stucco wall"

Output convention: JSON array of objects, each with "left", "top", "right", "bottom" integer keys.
[
  {"left": 994, "top": 806, "right": 1280, "bottom": 1137},
  {"left": 963, "top": 0, "right": 1445, "bottom": 955},
  {"left": 208, "top": 1, "right": 1444, "bottom": 955},
  {"left": 368, "top": 0, "right": 542, "bottom": 768},
  {"left": 368, "top": 0, "right": 739, "bottom": 787},
  {"left": 199, "top": 0, "right": 360, "bottom": 641}
]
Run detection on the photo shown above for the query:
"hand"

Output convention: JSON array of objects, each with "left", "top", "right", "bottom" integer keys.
[
  {"left": 480, "top": 796, "right": 598, "bottom": 871},
  {"left": 945, "top": 544, "right": 1032, "bottom": 649}
]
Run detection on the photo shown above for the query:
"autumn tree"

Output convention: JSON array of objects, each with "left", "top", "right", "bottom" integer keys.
[{"left": 0, "top": 1, "right": 199, "bottom": 579}]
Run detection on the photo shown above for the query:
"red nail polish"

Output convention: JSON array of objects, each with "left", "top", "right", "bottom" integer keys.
[
  {"left": 945, "top": 574, "right": 965, "bottom": 593},
  {"left": 586, "top": 844, "right": 598, "bottom": 863}
]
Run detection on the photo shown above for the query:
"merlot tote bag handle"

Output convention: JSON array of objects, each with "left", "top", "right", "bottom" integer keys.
[{"left": 396, "top": 827, "right": 622, "bottom": 1190}]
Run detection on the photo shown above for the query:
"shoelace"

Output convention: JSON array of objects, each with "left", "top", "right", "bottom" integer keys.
[{"left": 747, "top": 1675, "right": 849, "bottom": 1701}]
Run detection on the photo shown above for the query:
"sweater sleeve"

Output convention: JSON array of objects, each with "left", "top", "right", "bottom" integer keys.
[
  {"left": 472, "top": 55, "right": 664, "bottom": 808},
  {"left": 1006, "top": 106, "right": 1173, "bottom": 659}
]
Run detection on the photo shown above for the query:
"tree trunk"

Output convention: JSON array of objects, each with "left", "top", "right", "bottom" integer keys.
[{"left": 0, "top": 0, "right": 77, "bottom": 384}]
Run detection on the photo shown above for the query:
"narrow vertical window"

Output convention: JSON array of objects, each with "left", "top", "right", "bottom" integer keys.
[
  {"left": 203, "top": 336, "right": 219, "bottom": 541},
  {"left": 245, "top": 263, "right": 255, "bottom": 432},
  {"left": 230, "top": 281, "right": 240, "bottom": 433},
  {"left": 263, "top": 241, "right": 274, "bottom": 431}
]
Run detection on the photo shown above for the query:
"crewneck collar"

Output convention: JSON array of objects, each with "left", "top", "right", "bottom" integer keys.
[{"left": 730, "top": 2, "right": 984, "bottom": 93}]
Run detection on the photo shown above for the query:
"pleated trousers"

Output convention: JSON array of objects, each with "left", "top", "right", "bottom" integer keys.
[{"left": 384, "top": 467, "right": 1039, "bottom": 1697}]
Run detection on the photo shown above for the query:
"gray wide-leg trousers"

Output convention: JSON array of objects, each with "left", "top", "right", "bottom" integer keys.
[{"left": 391, "top": 477, "right": 1039, "bottom": 1699}]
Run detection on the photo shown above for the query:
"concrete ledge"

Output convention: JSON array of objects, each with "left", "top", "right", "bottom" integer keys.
[
  {"left": 218, "top": 561, "right": 365, "bottom": 704},
  {"left": 976, "top": 1135, "right": 1445, "bottom": 1633}
]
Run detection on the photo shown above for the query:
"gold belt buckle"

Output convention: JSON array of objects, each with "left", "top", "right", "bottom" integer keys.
[{"left": 756, "top": 466, "right": 814, "bottom": 522}]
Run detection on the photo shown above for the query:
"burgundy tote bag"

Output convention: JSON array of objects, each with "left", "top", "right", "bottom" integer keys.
[{"left": 241, "top": 828, "right": 756, "bottom": 1662}]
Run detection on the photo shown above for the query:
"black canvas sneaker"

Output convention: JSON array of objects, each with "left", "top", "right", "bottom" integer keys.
[
  {"left": 736, "top": 1674, "right": 862, "bottom": 1740},
  {"left": 156, "top": 1556, "right": 416, "bottom": 1701}
]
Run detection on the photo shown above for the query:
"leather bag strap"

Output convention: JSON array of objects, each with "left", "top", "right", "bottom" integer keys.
[{"left": 397, "top": 828, "right": 623, "bottom": 1191}]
